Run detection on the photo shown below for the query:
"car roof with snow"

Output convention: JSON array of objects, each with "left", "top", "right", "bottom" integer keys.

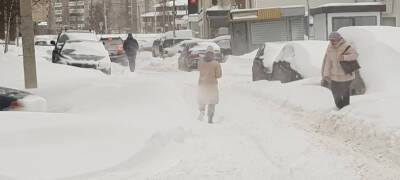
[
  {"left": 59, "top": 31, "right": 99, "bottom": 42},
  {"left": 274, "top": 41, "right": 329, "bottom": 78},
  {"left": 189, "top": 41, "right": 221, "bottom": 52}
]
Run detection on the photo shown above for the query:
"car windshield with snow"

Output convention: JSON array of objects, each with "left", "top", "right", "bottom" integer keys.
[{"left": 53, "top": 40, "right": 111, "bottom": 74}]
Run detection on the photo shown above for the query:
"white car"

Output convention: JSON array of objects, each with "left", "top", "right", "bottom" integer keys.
[
  {"left": 51, "top": 31, "right": 111, "bottom": 74},
  {"left": 0, "top": 87, "right": 46, "bottom": 112}
]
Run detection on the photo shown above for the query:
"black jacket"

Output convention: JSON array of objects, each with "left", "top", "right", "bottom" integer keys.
[{"left": 123, "top": 38, "right": 139, "bottom": 56}]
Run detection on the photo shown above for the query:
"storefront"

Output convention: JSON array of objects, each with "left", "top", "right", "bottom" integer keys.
[
  {"left": 310, "top": 3, "right": 386, "bottom": 40},
  {"left": 230, "top": 6, "right": 305, "bottom": 55}
]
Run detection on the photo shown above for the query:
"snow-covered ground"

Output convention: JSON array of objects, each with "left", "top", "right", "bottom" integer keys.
[{"left": 1, "top": 34, "right": 400, "bottom": 180}]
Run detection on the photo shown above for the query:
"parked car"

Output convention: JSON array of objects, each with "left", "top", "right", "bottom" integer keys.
[
  {"left": 0, "top": 87, "right": 46, "bottom": 112},
  {"left": 152, "top": 39, "right": 162, "bottom": 57},
  {"left": 161, "top": 38, "right": 192, "bottom": 57},
  {"left": 212, "top": 35, "right": 232, "bottom": 56},
  {"left": 51, "top": 31, "right": 111, "bottom": 74},
  {"left": 252, "top": 42, "right": 286, "bottom": 81},
  {"left": 178, "top": 41, "right": 224, "bottom": 71},
  {"left": 100, "top": 37, "right": 128, "bottom": 66},
  {"left": 34, "top": 35, "right": 57, "bottom": 46}
]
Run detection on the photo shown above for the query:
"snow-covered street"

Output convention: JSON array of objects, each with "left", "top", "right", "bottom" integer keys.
[{"left": 1, "top": 45, "right": 400, "bottom": 180}]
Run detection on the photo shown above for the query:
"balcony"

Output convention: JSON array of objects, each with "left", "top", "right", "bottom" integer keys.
[
  {"left": 54, "top": 3, "right": 62, "bottom": 7},
  {"left": 55, "top": 10, "right": 63, "bottom": 15},
  {"left": 69, "top": 1, "right": 85, "bottom": 7},
  {"left": 69, "top": 9, "right": 85, "bottom": 14}
]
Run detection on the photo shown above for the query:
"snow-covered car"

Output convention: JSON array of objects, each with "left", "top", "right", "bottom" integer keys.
[
  {"left": 51, "top": 31, "right": 111, "bottom": 74},
  {"left": 178, "top": 41, "right": 224, "bottom": 71},
  {"left": 161, "top": 38, "right": 191, "bottom": 58},
  {"left": 212, "top": 35, "right": 232, "bottom": 56},
  {"left": 0, "top": 87, "right": 46, "bottom": 112},
  {"left": 52, "top": 40, "right": 112, "bottom": 75},
  {"left": 34, "top": 35, "right": 57, "bottom": 46},
  {"left": 252, "top": 42, "right": 286, "bottom": 81},
  {"left": 253, "top": 41, "right": 328, "bottom": 82},
  {"left": 152, "top": 39, "right": 162, "bottom": 57},
  {"left": 100, "top": 37, "right": 128, "bottom": 66}
]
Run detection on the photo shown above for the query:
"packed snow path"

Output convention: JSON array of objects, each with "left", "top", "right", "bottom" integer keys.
[{"left": 1, "top": 48, "right": 400, "bottom": 180}]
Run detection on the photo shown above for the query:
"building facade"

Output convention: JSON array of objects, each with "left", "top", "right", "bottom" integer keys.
[
  {"left": 250, "top": 0, "right": 399, "bottom": 27},
  {"left": 51, "top": 0, "right": 91, "bottom": 31},
  {"left": 141, "top": 0, "right": 188, "bottom": 33}
]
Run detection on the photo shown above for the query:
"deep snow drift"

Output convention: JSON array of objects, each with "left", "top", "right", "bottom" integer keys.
[{"left": 1, "top": 29, "right": 400, "bottom": 180}]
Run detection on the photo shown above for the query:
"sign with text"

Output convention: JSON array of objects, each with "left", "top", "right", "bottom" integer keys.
[{"left": 257, "top": 8, "right": 282, "bottom": 20}]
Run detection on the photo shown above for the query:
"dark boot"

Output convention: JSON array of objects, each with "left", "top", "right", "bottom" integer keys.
[{"left": 208, "top": 115, "right": 213, "bottom": 124}]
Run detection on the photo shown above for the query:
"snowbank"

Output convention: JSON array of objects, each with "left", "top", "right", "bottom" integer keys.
[{"left": 339, "top": 26, "right": 400, "bottom": 93}]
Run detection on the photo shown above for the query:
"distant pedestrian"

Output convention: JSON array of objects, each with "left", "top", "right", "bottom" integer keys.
[
  {"left": 123, "top": 33, "right": 139, "bottom": 72},
  {"left": 322, "top": 32, "right": 359, "bottom": 109},
  {"left": 198, "top": 46, "right": 222, "bottom": 123}
]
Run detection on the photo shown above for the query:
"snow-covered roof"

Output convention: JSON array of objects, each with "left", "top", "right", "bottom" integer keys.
[
  {"left": 231, "top": 5, "right": 305, "bottom": 13},
  {"left": 141, "top": 10, "right": 187, "bottom": 18},
  {"left": 317, "top": 2, "right": 384, "bottom": 8},
  {"left": 206, "top": 5, "right": 231, "bottom": 11},
  {"left": 154, "top": 0, "right": 187, "bottom": 8},
  {"left": 190, "top": 41, "right": 221, "bottom": 52}
]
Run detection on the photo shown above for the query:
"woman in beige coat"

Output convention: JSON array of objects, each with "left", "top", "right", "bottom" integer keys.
[
  {"left": 322, "top": 32, "right": 358, "bottom": 109},
  {"left": 198, "top": 46, "right": 222, "bottom": 123}
]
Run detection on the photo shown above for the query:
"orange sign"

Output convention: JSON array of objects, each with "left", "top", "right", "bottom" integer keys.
[{"left": 257, "top": 8, "right": 282, "bottom": 20}]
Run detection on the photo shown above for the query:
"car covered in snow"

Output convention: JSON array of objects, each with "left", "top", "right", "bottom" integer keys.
[
  {"left": 152, "top": 39, "right": 162, "bottom": 57},
  {"left": 178, "top": 41, "right": 224, "bottom": 71},
  {"left": 252, "top": 42, "right": 286, "bottom": 81},
  {"left": 252, "top": 40, "right": 366, "bottom": 95},
  {"left": 51, "top": 31, "right": 111, "bottom": 74},
  {"left": 0, "top": 87, "right": 46, "bottom": 112},
  {"left": 34, "top": 35, "right": 57, "bottom": 46},
  {"left": 100, "top": 37, "right": 128, "bottom": 66},
  {"left": 212, "top": 35, "right": 232, "bottom": 56}
]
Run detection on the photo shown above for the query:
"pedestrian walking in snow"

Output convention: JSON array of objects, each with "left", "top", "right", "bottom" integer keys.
[
  {"left": 198, "top": 46, "right": 222, "bottom": 123},
  {"left": 123, "top": 33, "right": 139, "bottom": 72},
  {"left": 322, "top": 32, "right": 359, "bottom": 109}
]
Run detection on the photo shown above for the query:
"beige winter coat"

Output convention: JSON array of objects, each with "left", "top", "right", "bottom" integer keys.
[
  {"left": 198, "top": 60, "right": 222, "bottom": 105},
  {"left": 322, "top": 39, "right": 358, "bottom": 82}
]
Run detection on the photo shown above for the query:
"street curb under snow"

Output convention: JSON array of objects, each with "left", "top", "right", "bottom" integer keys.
[{"left": 234, "top": 82, "right": 400, "bottom": 169}]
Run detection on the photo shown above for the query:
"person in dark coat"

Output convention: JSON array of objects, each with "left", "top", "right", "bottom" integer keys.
[{"left": 123, "top": 33, "right": 139, "bottom": 72}]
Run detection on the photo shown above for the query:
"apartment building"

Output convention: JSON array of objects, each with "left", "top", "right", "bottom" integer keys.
[
  {"left": 141, "top": 0, "right": 188, "bottom": 33},
  {"left": 51, "top": 0, "right": 90, "bottom": 30}
]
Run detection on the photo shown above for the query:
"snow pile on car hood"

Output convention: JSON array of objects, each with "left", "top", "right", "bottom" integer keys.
[{"left": 339, "top": 26, "right": 400, "bottom": 93}]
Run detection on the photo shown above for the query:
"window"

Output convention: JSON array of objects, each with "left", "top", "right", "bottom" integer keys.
[
  {"left": 332, "top": 16, "right": 377, "bottom": 32},
  {"left": 381, "top": 17, "right": 396, "bottom": 26}
]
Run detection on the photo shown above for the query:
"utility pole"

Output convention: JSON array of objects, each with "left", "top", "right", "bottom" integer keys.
[
  {"left": 173, "top": 0, "right": 176, "bottom": 37},
  {"left": 162, "top": 0, "right": 166, "bottom": 32},
  {"left": 103, "top": 0, "right": 108, "bottom": 33},
  {"left": 306, "top": 0, "right": 310, "bottom": 40},
  {"left": 20, "top": 0, "right": 38, "bottom": 89},
  {"left": 90, "top": 0, "right": 93, "bottom": 30}
]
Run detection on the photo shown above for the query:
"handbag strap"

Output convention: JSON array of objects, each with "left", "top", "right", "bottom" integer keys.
[{"left": 343, "top": 45, "right": 351, "bottom": 55}]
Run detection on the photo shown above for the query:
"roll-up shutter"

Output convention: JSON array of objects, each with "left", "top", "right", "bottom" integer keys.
[
  {"left": 251, "top": 20, "right": 289, "bottom": 44},
  {"left": 289, "top": 16, "right": 305, "bottom": 41}
]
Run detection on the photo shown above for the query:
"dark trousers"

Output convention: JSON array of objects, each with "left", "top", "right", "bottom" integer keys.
[
  {"left": 127, "top": 54, "right": 136, "bottom": 72},
  {"left": 331, "top": 80, "right": 352, "bottom": 109},
  {"left": 199, "top": 104, "right": 215, "bottom": 118}
]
